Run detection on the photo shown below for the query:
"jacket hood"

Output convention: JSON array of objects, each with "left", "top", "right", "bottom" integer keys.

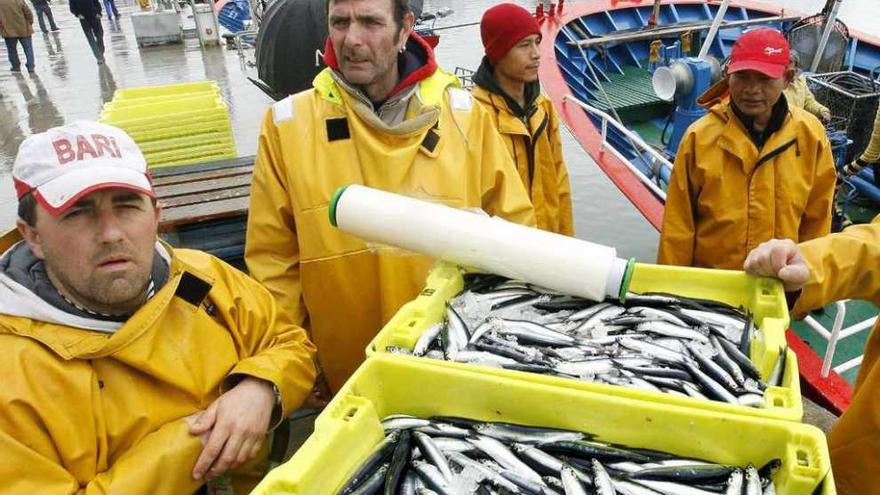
[
  {"left": 322, "top": 32, "right": 438, "bottom": 102},
  {"left": 472, "top": 56, "right": 541, "bottom": 118},
  {"left": 0, "top": 239, "right": 171, "bottom": 333}
]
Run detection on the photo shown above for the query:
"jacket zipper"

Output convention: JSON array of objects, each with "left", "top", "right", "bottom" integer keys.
[
  {"left": 526, "top": 114, "right": 550, "bottom": 189},
  {"left": 745, "top": 138, "right": 798, "bottom": 246}
]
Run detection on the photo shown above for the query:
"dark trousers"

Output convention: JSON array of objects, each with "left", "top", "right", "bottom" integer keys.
[
  {"left": 34, "top": 4, "right": 59, "bottom": 32},
  {"left": 4, "top": 37, "right": 34, "bottom": 71},
  {"left": 103, "top": 0, "right": 119, "bottom": 18},
  {"left": 79, "top": 16, "right": 104, "bottom": 61}
]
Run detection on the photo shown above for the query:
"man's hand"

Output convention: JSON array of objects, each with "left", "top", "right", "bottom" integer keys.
[
  {"left": 187, "top": 377, "right": 276, "bottom": 481},
  {"left": 820, "top": 110, "right": 832, "bottom": 125},
  {"left": 743, "top": 239, "right": 810, "bottom": 292}
]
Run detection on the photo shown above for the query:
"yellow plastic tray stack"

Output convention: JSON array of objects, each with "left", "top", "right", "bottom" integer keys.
[
  {"left": 99, "top": 81, "right": 237, "bottom": 168},
  {"left": 253, "top": 355, "right": 834, "bottom": 495}
]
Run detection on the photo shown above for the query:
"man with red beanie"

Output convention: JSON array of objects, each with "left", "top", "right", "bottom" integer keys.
[
  {"left": 658, "top": 28, "right": 836, "bottom": 270},
  {"left": 472, "top": 2, "right": 574, "bottom": 236}
]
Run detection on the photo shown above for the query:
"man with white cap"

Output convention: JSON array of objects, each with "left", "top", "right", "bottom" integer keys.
[
  {"left": 658, "top": 28, "right": 837, "bottom": 270},
  {"left": 0, "top": 121, "right": 316, "bottom": 494}
]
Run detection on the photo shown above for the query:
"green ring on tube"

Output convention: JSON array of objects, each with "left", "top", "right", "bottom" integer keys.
[
  {"left": 329, "top": 185, "right": 349, "bottom": 227},
  {"left": 618, "top": 258, "right": 637, "bottom": 302}
]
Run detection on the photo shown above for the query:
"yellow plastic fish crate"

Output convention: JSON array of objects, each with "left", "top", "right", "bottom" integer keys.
[
  {"left": 144, "top": 144, "right": 238, "bottom": 168},
  {"left": 122, "top": 121, "right": 234, "bottom": 143},
  {"left": 252, "top": 355, "right": 833, "bottom": 495},
  {"left": 111, "top": 81, "right": 219, "bottom": 100},
  {"left": 100, "top": 95, "right": 227, "bottom": 121},
  {"left": 101, "top": 92, "right": 222, "bottom": 109},
  {"left": 101, "top": 109, "right": 232, "bottom": 133},
  {"left": 368, "top": 262, "right": 804, "bottom": 422}
]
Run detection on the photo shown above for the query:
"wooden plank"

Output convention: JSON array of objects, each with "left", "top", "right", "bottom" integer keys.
[
  {"left": 155, "top": 173, "right": 253, "bottom": 199},
  {"left": 152, "top": 156, "right": 256, "bottom": 232},
  {"left": 150, "top": 155, "right": 255, "bottom": 179},
  {"left": 159, "top": 185, "right": 250, "bottom": 209},
  {"left": 159, "top": 196, "right": 250, "bottom": 231},
  {"left": 151, "top": 165, "right": 253, "bottom": 187}
]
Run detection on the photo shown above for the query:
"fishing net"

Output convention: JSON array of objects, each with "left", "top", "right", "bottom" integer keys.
[
  {"left": 786, "top": 14, "right": 849, "bottom": 73},
  {"left": 808, "top": 71, "right": 880, "bottom": 160}
]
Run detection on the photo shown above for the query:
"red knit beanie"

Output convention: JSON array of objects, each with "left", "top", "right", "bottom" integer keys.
[{"left": 481, "top": 3, "right": 541, "bottom": 65}]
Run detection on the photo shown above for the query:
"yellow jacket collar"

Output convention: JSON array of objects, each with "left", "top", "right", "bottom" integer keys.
[{"left": 313, "top": 67, "right": 460, "bottom": 109}]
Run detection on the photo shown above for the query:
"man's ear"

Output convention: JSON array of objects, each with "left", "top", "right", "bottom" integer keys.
[
  {"left": 400, "top": 11, "right": 415, "bottom": 44},
  {"left": 783, "top": 67, "right": 796, "bottom": 85},
  {"left": 16, "top": 217, "right": 45, "bottom": 260}
]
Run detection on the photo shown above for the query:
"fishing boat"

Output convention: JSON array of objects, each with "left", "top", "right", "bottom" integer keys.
[{"left": 536, "top": 0, "right": 880, "bottom": 414}]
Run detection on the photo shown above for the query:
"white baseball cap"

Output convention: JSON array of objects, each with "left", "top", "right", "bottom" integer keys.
[{"left": 13, "top": 121, "right": 154, "bottom": 216}]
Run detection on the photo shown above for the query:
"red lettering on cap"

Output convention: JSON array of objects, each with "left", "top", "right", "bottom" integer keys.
[
  {"left": 92, "top": 134, "right": 114, "bottom": 158},
  {"left": 109, "top": 136, "right": 122, "bottom": 158},
  {"left": 76, "top": 135, "right": 98, "bottom": 161},
  {"left": 53, "top": 138, "right": 75, "bottom": 165}
]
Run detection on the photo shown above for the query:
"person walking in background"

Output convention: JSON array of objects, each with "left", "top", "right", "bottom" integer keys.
[
  {"left": 102, "top": 0, "right": 118, "bottom": 20},
  {"left": 29, "top": 0, "right": 57, "bottom": 32},
  {"left": 69, "top": 0, "right": 105, "bottom": 64},
  {"left": 0, "top": 0, "right": 35, "bottom": 73}
]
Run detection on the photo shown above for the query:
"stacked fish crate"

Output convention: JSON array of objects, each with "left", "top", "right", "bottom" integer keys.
[
  {"left": 99, "top": 81, "right": 237, "bottom": 169},
  {"left": 254, "top": 262, "right": 836, "bottom": 494}
]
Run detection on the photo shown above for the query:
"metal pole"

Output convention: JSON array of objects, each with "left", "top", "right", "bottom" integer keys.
[
  {"left": 698, "top": 0, "right": 732, "bottom": 59},
  {"left": 810, "top": 0, "right": 843, "bottom": 72}
]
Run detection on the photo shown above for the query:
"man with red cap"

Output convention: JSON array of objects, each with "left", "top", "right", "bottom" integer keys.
[
  {"left": 473, "top": 2, "right": 574, "bottom": 236},
  {"left": 0, "top": 121, "right": 317, "bottom": 494},
  {"left": 658, "top": 28, "right": 836, "bottom": 270}
]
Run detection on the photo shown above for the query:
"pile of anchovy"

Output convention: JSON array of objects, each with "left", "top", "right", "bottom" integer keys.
[
  {"left": 386, "top": 274, "right": 786, "bottom": 408},
  {"left": 339, "top": 415, "right": 781, "bottom": 494}
]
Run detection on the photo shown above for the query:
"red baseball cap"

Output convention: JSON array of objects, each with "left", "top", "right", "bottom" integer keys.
[{"left": 727, "top": 28, "right": 790, "bottom": 79}]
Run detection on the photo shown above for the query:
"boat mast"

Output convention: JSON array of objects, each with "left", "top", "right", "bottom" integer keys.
[
  {"left": 698, "top": 0, "right": 732, "bottom": 59},
  {"left": 810, "top": 0, "right": 844, "bottom": 72}
]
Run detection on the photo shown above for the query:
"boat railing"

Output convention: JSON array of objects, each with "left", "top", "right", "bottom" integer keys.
[
  {"left": 804, "top": 303, "right": 875, "bottom": 378},
  {"left": 563, "top": 94, "right": 670, "bottom": 200}
]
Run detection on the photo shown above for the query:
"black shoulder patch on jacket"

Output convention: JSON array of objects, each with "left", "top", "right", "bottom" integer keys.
[
  {"left": 175, "top": 271, "right": 213, "bottom": 307},
  {"left": 326, "top": 118, "right": 351, "bottom": 141},
  {"left": 421, "top": 128, "right": 440, "bottom": 153}
]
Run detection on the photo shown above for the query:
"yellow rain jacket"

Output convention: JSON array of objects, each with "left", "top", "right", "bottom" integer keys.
[
  {"left": 783, "top": 75, "right": 830, "bottom": 121},
  {"left": 0, "top": 231, "right": 316, "bottom": 495},
  {"left": 245, "top": 59, "right": 535, "bottom": 392},
  {"left": 859, "top": 106, "right": 880, "bottom": 164},
  {"left": 471, "top": 85, "right": 574, "bottom": 235},
  {"left": 658, "top": 99, "right": 837, "bottom": 269},
  {"left": 792, "top": 216, "right": 880, "bottom": 495}
]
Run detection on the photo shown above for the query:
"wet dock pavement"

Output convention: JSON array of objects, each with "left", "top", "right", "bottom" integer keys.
[{"left": 0, "top": 1, "right": 272, "bottom": 229}]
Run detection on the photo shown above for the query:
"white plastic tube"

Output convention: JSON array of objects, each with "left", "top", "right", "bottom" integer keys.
[{"left": 330, "top": 185, "right": 634, "bottom": 301}]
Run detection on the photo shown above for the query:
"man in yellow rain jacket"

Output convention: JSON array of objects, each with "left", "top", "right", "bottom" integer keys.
[
  {"left": 245, "top": 0, "right": 535, "bottom": 393},
  {"left": 842, "top": 105, "right": 880, "bottom": 184},
  {"left": 658, "top": 29, "right": 837, "bottom": 269},
  {"left": 744, "top": 222, "right": 880, "bottom": 495},
  {"left": 783, "top": 51, "right": 831, "bottom": 124},
  {"left": 1, "top": 122, "right": 316, "bottom": 494},
  {"left": 471, "top": 3, "right": 573, "bottom": 235}
]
